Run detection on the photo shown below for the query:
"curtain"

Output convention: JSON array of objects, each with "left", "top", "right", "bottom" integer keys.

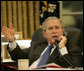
[{"left": 1, "top": 1, "right": 40, "bottom": 39}]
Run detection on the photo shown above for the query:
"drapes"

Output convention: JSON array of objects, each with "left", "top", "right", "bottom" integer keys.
[{"left": 1, "top": 1, "right": 40, "bottom": 39}]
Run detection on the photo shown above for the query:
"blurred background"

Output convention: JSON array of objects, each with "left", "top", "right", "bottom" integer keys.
[{"left": 1, "top": 1, "right": 83, "bottom": 39}]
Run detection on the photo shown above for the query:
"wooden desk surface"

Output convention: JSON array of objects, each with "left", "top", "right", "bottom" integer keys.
[{"left": 2, "top": 61, "right": 18, "bottom": 70}]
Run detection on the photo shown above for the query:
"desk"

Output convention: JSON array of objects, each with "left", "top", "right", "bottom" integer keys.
[
  {"left": 1, "top": 40, "right": 31, "bottom": 62},
  {"left": 2, "top": 61, "right": 18, "bottom": 69},
  {"left": 1, "top": 61, "right": 83, "bottom": 70}
]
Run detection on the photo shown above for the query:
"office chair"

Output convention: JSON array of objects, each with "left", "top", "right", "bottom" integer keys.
[
  {"left": 32, "top": 27, "right": 83, "bottom": 67},
  {"left": 32, "top": 27, "right": 82, "bottom": 47}
]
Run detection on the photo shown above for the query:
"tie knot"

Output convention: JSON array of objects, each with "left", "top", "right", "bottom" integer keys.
[{"left": 49, "top": 44, "right": 54, "bottom": 49}]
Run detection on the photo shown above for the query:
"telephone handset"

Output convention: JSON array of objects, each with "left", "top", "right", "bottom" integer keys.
[
  {"left": 55, "top": 31, "right": 67, "bottom": 45},
  {"left": 55, "top": 32, "right": 75, "bottom": 68}
]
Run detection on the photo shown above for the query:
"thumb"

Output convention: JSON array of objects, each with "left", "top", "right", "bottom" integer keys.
[{"left": 9, "top": 23, "right": 14, "bottom": 30}]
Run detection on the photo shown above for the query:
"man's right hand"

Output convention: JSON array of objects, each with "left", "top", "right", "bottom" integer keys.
[{"left": 2, "top": 23, "right": 15, "bottom": 43}]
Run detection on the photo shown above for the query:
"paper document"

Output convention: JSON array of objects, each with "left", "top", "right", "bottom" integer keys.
[{"left": 31, "top": 63, "right": 64, "bottom": 70}]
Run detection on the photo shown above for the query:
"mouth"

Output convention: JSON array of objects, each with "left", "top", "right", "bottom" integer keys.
[{"left": 52, "top": 35, "right": 58, "bottom": 39}]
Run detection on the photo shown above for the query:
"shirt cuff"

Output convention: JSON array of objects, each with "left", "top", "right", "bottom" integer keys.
[
  {"left": 9, "top": 40, "right": 17, "bottom": 51},
  {"left": 59, "top": 46, "right": 68, "bottom": 55}
]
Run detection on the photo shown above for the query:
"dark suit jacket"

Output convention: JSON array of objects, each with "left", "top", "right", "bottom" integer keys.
[
  {"left": 7, "top": 37, "right": 82, "bottom": 68},
  {"left": 7, "top": 27, "right": 83, "bottom": 68}
]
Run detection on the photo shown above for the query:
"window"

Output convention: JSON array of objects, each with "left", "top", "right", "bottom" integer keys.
[{"left": 60, "top": 1, "right": 83, "bottom": 32}]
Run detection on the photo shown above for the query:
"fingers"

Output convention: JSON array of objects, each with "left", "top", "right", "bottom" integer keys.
[
  {"left": 2, "top": 26, "right": 7, "bottom": 30},
  {"left": 2, "top": 26, "right": 7, "bottom": 34},
  {"left": 9, "top": 23, "right": 14, "bottom": 30},
  {"left": 2, "top": 26, "right": 11, "bottom": 40},
  {"left": 60, "top": 36, "right": 67, "bottom": 45},
  {"left": 2, "top": 26, "right": 10, "bottom": 36},
  {"left": 59, "top": 36, "right": 67, "bottom": 41}
]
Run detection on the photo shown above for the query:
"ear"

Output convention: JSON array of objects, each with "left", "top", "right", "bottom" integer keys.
[{"left": 42, "top": 31, "right": 47, "bottom": 38}]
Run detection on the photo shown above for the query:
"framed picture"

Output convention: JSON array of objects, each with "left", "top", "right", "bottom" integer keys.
[{"left": 14, "top": 32, "right": 23, "bottom": 40}]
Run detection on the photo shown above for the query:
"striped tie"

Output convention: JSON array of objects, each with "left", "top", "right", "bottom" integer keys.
[{"left": 37, "top": 44, "right": 54, "bottom": 66}]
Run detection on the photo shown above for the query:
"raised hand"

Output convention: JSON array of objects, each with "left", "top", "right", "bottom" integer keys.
[{"left": 2, "top": 23, "right": 15, "bottom": 43}]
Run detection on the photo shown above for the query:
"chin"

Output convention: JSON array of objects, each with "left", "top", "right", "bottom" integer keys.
[{"left": 50, "top": 40, "right": 55, "bottom": 45}]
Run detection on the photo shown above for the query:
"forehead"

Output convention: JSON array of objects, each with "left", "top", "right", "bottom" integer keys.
[{"left": 46, "top": 19, "right": 62, "bottom": 27}]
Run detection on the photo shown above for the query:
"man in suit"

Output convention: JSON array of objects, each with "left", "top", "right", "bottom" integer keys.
[{"left": 2, "top": 17, "right": 82, "bottom": 68}]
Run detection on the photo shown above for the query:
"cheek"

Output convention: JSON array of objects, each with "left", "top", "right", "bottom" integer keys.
[
  {"left": 46, "top": 33, "right": 50, "bottom": 38},
  {"left": 43, "top": 31, "right": 50, "bottom": 38},
  {"left": 59, "top": 31, "right": 64, "bottom": 37},
  {"left": 45, "top": 32, "right": 51, "bottom": 39}
]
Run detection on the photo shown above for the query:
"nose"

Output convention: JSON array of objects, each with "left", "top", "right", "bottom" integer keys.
[{"left": 52, "top": 28, "right": 57, "bottom": 33}]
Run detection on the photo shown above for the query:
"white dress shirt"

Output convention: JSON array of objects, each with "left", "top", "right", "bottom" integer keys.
[{"left": 9, "top": 41, "right": 68, "bottom": 69}]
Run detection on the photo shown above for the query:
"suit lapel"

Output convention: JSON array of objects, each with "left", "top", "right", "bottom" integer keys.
[
  {"left": 47, "top": 47, "right": 59, "bottom": 63},
  {"left": 32, "top": 41, "right": 48, "bottom": 59}
]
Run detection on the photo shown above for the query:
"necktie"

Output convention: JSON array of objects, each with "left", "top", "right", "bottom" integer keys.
[{"left": 37, "top": 44, "right": 54, "bottom": 66}]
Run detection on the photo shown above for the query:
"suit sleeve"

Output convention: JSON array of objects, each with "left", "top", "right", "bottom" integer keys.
[
  {"left": 61, "top": 45, "right": 82, "bottom": 67},
  {"left": 7, "top": 43, "right": 31, "bottom": 61}
]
